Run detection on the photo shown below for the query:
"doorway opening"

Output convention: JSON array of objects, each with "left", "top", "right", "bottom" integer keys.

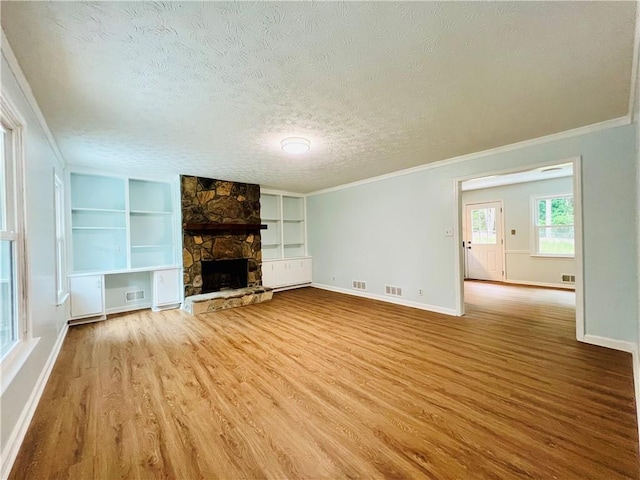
[{"left": 454, "top": 157, "right": 583, "bottom": 340}]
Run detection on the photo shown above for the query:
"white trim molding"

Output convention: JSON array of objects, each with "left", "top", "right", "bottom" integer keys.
[
  {"left": 311, "top": 283, "right": 458, "bottom": 317},
  {"left": 1, "top": 30, "right": 66, "bottom": 168},
  {"left": 581, "top": 334, "right": 636, "bottom": 354},
  {"left": 628, "top": 2, "right": 640, "bottom": 124},
  {"left": 1, "top": 323, "right": 69, "bottom": 479},
  {"left": 308, "top": 117, "right": 628, "bottom": 197},
  {"left": 503, "top": 279, "right": 575, "bottom": 291}
]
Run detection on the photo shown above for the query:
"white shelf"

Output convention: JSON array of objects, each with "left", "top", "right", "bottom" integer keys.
[
  {"left": 72, "top": 227, "right": 126, "bottom": 230},
  {"left": 263, "top": 243, "right": 281, "bottom": 247},
  {"left": 130, "top": 210, "right": 172, "bottom": 215},
  {"left": 283, "top": 219, "right": 304, "bottom": 222},
  {"left": 72, "top": 208, "right": 126, "bottom": 213}
]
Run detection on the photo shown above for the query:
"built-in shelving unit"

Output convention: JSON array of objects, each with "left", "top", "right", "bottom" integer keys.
[
  {"left": 261, "top": 193, "right": 283, "bottom": 260},
  {"left": 68, "top": 172, "right": 182, "bottom": 321},
  {"left": 129, "top": 179, "right": 175, "bottom": 269},
  {"left": 260, "top": 192, "right": 307, "bottom": 260}
]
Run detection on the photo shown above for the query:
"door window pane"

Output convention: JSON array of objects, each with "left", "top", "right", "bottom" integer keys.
[
  {"left": 471, "top": 207, "right": 496, "bottom": 244},
  {"left": 0, "top": 240, "right": 16, "bottom": 356}
]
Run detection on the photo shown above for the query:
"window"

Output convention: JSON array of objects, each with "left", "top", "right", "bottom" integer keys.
[
  {"left": 470, "top": 207, "right": 497, "bottom": 244},
  {"left": 532, "top": 194, "right": 574, "bottom": 256},
  {"left": 54, "top": 173, "right": 67, "bottom": 303},
  {"left": 0, "top": 124, "right": 20, "bottom": 357}
]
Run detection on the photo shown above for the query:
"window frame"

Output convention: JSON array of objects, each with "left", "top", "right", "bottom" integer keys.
[
  {"left": 1, "top": 93, "right": 38, "bottom": 395},
  {"left": 530, "top": 193, "right": 575, "bottom": 258},
  {"left": 54, "top": 172, "right": 68, "bottom": 305}
]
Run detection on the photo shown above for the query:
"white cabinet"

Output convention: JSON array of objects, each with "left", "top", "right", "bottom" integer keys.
[
  {"left": 70, "top": 275, "right": 104, "bottom": 319},
  {"left": 153, "top": 268, "right": 181, "bottom": 310},
  {"left": 262, "top": 258, "right": 312, "bottom": 289},
  {"left": 262, "top": 262, "right": 277, "bottom": 288}
]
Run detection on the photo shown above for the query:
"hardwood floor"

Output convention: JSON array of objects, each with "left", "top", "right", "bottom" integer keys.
[{"left": 10, "top": 282, "right": 639, "bottom": 479}]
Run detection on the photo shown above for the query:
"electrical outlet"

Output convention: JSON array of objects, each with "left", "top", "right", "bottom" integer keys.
[
  {"left": 418, "top": 289, "right": 424, "bottom": 296},
  {"left": 444, "top": 228, "right": 453, "bottom": 237}
]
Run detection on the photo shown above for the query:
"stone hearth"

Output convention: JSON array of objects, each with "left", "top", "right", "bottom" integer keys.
[{"left": 182, "top": 286, "right": 273, "bottom": 315}]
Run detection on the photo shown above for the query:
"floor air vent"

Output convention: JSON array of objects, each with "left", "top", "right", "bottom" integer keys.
[
  {"left": 561, "top": 275, "right": 576, "bottom": 284},
  {"left": 352, "top": 280, "right": 367, "bottom": 290},
  {"left": 125, "top": 290, "right": 145, "bottom": 302},
  {"left": 385, "top": 285, "right": 403, "bottom": 297}
]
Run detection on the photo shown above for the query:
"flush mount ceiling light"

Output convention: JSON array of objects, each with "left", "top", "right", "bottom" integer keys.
[{"left": 281, "top": 137, "right": 311, "bottom": 154}]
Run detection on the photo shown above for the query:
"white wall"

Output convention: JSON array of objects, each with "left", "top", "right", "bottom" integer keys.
[
  {"left": 462, "top": 176, "right": 575, "bottom": 287},
  {"left": 1, "top": 45, "right": 68, "bottom": 469},
  {"left": 308, "top": 124, "right": 638, "bottom": 343}
]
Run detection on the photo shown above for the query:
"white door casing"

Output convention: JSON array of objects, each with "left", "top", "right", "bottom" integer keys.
[{"left": 464, "top": 201, "right": 504, "bottom": 282}]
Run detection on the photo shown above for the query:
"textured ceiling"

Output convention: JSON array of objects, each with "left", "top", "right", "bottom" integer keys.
[{"left": 2, "top": 1, "right": 636, "bottom": 193}]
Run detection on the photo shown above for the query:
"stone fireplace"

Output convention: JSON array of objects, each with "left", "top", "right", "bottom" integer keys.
[
  {"left": 201, "top": 258, "right": 248, "bottom": 293},
  {"left": 181, "top": 175, "right": 272, "bottom": 314},
  {"left": 181, "top": 175, "right": 262, "bottom": 297}
]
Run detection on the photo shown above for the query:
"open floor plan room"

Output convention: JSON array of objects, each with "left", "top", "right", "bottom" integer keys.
[{"left": 10, "top": 283, "right": 638, "bottom": 479}]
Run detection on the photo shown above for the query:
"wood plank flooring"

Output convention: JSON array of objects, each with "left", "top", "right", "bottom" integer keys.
[{"left": 10, "top": 282, "right": 639, "bottom": 479}]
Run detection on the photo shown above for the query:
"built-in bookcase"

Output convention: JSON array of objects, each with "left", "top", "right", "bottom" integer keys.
[
  {"left": 260, "top": 192, "right": 307, "bottom": 259},
  {"left": 70, "top": 174, "right": 128, "bottom": 272},
  {"left": 68, "top": 172, "right": 182, "bottom": 321},
  {"left": 129, "top": 179, "right": 174, "bottom": 269},
  {"left": 70, "top": 173, "right": 177, "bottom": 273},
  {"left": 282, "top": 196, "right": 305, "bottom": 258}
]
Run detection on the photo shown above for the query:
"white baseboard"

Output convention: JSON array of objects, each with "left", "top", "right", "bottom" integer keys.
[
  {"left": 272, "top": 282, "right": 311, "bottom": 293},
  {"left": 311, "top": 283, "right": 458, "bottom": 316},
  {"left": 581, "top": 334, "right": 636, "bottom": 353},
  {"left": 504, "top": 279, "right": 575, "bottom": 290},
  {"left": 1, "top": 323, "right": 69, "bottom": 479},
  {"left": 633, "top": 349, "right": 640, "bottom": 451}
]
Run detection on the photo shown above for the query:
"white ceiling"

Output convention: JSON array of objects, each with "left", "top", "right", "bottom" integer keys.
[{"left": 2, "top": 2, "right": 636, "bottom": 193}]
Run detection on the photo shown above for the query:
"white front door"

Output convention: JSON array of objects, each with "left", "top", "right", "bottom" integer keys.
[{"left": 464, "top": 201, "right": 504, "bottom": 281}]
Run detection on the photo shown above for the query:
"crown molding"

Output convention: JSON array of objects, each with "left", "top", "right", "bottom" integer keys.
[
  {"left": 1, "top": 29, "right": 66, "bottom": 167},
  {"left": 628, "top": 1, "right": 640, "bottom": 123},
  {"left": 308, "top": 116, "right": 630, "bottom": 196}
]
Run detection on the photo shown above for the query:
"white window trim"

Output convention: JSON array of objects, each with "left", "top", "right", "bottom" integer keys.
[
  {"left": 54, "top": 172, "right": 68, "bottom": 305},
  {"left": 530, "top": 193, "right": 575, "bottom": 258},
  {"left": 1, "top": 92, "right": 36, "bottom": 394}
]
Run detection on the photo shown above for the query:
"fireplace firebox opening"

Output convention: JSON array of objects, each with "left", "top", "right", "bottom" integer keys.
[{"left": 202, "top": 259, "right": 249, "bottom": 293}]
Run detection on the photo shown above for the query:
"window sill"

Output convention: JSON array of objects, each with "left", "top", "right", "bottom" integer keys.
[
  {"left": 530, "top": 253, "right": 575, "bottom": 259},
  {"left": 1, "top": 337, "right": 40, "bottom": 395},
  {"left": 56, "top": 291, "right": 69, "bottom": 306}
]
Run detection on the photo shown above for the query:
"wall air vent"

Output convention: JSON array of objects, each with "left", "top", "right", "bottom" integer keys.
[
  {"left": 352, "top": 280, "right": 367, "bottom": 290},
  {"left": 385, "top": 285, "right": 403, "bottom": 297},
  {"left": 561, "top": 275, "right": 576, "bottom": 284},
  {"left": 125, "top": 290, "right": 145, "bottom": 302}
]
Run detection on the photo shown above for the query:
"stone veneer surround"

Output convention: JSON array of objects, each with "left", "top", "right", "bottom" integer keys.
[{"left": 181, "top": 175, "right": 262, "bottom": 297}]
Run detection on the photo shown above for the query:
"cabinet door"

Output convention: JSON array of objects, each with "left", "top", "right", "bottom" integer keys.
[
  {"left": 300, "top": 258, "right": 312, "bottom": 283},
  {"left": 274, "top": 261, "right": 289, "bottom": 287},
  {"left": 70, "top": 275, "right": 104, "bottom": 318},
  {"left": 286, "top": 261, "right": 302, "bottom": 285},
  {"left": 262, "top": 262, "right": 277, "bottom": 288},
  {"left": 154, "top": 268, "right": 181, "bottom": 307}
]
